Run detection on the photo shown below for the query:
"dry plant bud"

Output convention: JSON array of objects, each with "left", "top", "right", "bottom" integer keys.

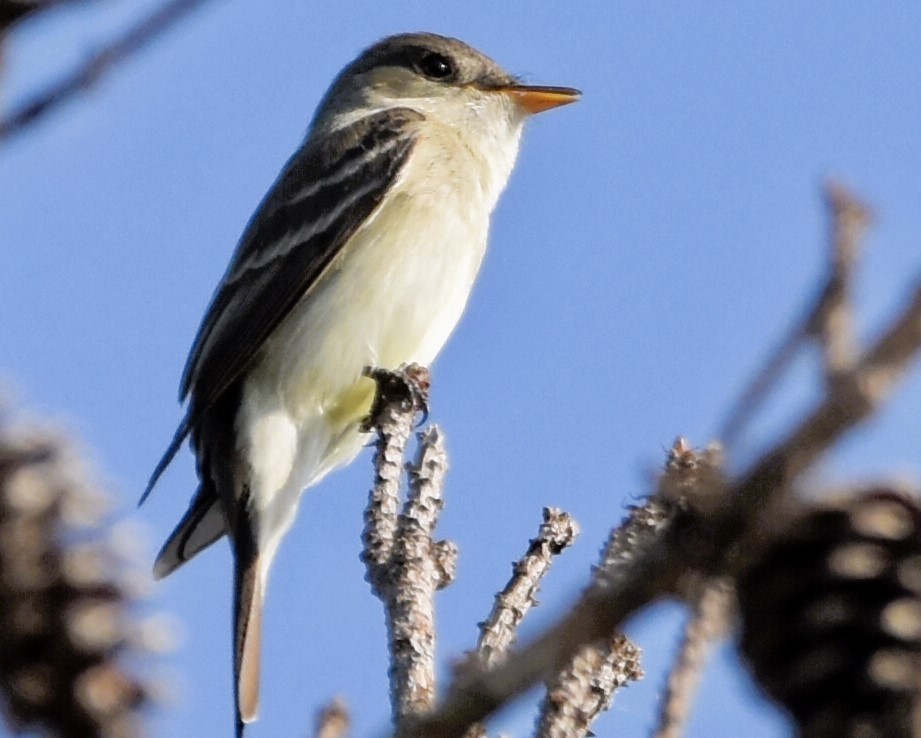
[
  {"left": 737, "top": 488, "right": 921, "bottom": 738},
  {"left": 658, "top": 437, "right": 726, "bottom": 512}
]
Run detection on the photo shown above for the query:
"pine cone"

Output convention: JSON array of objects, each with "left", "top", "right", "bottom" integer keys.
[
  {"left": 0, "top": 423, "right": 153, "bottom": 738},
  {"left": 738, "top": 489, "right": 921, "bottom": 738}
]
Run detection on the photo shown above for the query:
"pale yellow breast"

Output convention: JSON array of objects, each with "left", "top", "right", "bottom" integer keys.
[{"left": 249, "top": 125, "right": 493, "bottom": 427}]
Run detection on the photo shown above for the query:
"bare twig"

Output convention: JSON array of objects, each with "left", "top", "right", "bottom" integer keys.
[
  {"left": 476, "top": 507, "right": 579, "bottom": 670},
  {"left": 591, "top": 438, "right": 720, "bottom": 596},
  {"left": 0, "top": 0, "right": 88, "bottom": 33},
  {"left": 530, "top": 439, "right": 721, "bottom": 738},
  {"left": 720, "top": 181, "right": 873, "bottom": 445},
  {"left": 313, "top": 698, "right": 350, "bottom": 738},
  {"left": 460, "top": 508, "right": 578, "bottom": 738},
  {"left": 718, "top": 321, "right": 807, "bottom": 449},
  {"left": 652, "top": 579, "right": 732, "bottom": 738},
  {"left": 536, "top": 634, "right": 642, "bottom": 738},
  {"left": 810, "top": 182, "right": 873, "bottom": 382},
  {"left": 0, "top": 0, "right": 214, "bottom": 143},
  {"left": 726, "top": 277, "right": 921, "bottom": 560}
]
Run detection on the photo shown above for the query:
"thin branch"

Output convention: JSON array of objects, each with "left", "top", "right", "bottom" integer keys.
[
  {"left": 0, "top": 0, "right": 215, "bottom": 143},
  {"left": 530, "top": 439, "right": 721, "bottom": 738},
  {"left": 0, "top": 0, "right": 89, "bottom": 33},
  {"left": 652, "top": 579, "right": 732, "bottom": 738},
  {"left": 313, "top": 698, "right": 350, "bottom": 738},
  {"left": 535, "top": 633, "right": 642, "bottom": 738},
  {"left": 461, "top": 508, "right": 578, "bottom": 738},
  {"left": 810, "top": 181, "right": 873, "bottom": 383},
  {"left": 476, "top": 507, "right": 580, "bottom": 670},
  {"left": 726, "top": 276, "right": 921, "bottom": 561},
  {"left": 718, "top": 322, "right": 806, "bottom": 447},
  {"left": 720, "top": 181, "right": 873, "bottom": 445}
]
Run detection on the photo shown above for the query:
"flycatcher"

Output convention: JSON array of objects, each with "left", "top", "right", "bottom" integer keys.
[{"left": 143, "top": 32, "right": 579, "bottom": 735}]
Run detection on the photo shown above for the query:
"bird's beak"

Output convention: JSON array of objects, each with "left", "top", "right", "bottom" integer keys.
[{"left": 502, "top": 85, "right": 581, "bottom": 114}]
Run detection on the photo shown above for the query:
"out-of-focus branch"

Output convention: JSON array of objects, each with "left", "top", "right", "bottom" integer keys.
[
  {"left": 0, "top": 0, "right": 88, "bottom": 33},
  {"left": 0, "top": 0, "right": 214, "bottom": 143},
  {"left": 313, "top": 697, "right": 350, "bottom": 738},
  {"left": 721, "top": 181, "right": 872, "bottom": 445},
  {"left": 531, "top": 439, "right": 722, "bottom": 738},
  {"left": 652, "top": 579, "right": 732, "bottom": 738},
  {"left": 536, "top": 633, "right": 642, "bottom": 738},
  {"left": 396, "top": 187, "right": 921, "bottom": 738},
  {"left": 725, "top": 276, "right": 921, "bottom": 561},
  {"left": 361, "top": 366, "right": 455, "bottom": 721},
  {"left": 810, "top": 182, "right": 872, "bottom": 382}
]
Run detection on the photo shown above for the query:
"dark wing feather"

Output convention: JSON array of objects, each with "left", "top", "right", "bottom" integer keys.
[{"left": 140, "top": 108, "right": 424, "bottom": 503}]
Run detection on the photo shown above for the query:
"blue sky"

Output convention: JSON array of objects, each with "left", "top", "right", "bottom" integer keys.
[{"left": 2, "top": 3, "right": 921, "bottom": 737}]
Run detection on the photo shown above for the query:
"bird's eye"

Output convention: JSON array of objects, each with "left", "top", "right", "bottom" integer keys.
[{"left": 416, "top": 53, "right": 455, "bottom": 80}]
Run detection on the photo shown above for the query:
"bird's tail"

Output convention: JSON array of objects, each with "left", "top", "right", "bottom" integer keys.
[
  {"left": 153, "top": 486, "right": 226, "bottom": 580},
  {"left": 233, "top": 535, "right": 265, "bottom": 738}
]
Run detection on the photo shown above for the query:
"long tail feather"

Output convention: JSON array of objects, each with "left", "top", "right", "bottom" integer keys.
[{"left": 234, "top": 541, "right": 264, "bottom": 736}]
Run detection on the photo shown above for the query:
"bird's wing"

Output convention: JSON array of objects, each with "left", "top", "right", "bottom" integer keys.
[{"left": 141, "top": 108, "right": 424, "bottom": 503}]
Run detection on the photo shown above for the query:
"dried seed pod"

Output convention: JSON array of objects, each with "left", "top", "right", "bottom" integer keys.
[{"left": 738, "top": 489, "right": 921, "bottom": 738}]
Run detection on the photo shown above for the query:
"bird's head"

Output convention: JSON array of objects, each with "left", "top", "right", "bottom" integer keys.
[{"left": 313, "top": 32, "right": 580, "bottom": 139}]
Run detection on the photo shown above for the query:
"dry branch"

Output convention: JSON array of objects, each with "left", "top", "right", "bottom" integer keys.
[
  {"left": 387, "top": 427, "right": 450, "bottom": 717},
  {"left": 460, "top": 508, "right": 578, "bottom": 738},
  {"left": 476, "top": 507, "right": 579, "bottom": 670},
  {"left": 652, "top": 579, "right": 732, "bottom": 738},
  {"left": 0, "top": 0, "right": 214, "bottom": 143},
  {"left": 810, "top": 182, "right": 873, "bottom": 381},
  {"left": 531, "top": 439, "right": 722, "bottom": 738},
  {"left": 362, "top": 365, "right": 431, "bottom": 589},
  {"left": 313, "top": 697, "right": 351, "bottom": 738},
  {"left": 721, "top": 181, "right": 873, "bottom": 444},
  {"left": 0, "top": 0, "right": 87, "bottom": 33},
  {"left": 362, "top": 366, "right": 453, "bottom": 721},
  {"left": 536, "top": 633, "right": 641, "bottom": 738}
]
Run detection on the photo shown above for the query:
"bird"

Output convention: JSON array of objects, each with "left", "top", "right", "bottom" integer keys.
[{"left": 142, "top": 31, "right": 579, "bottom": 735}]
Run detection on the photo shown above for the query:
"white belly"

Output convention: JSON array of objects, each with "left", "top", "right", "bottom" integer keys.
[{"left": 263, "top": 186, "right": 487, "bottom": 417}]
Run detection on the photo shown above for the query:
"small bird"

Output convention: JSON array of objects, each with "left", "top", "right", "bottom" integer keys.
[{"left": 142, "top": 32, "right": 579, "bottom": 735}]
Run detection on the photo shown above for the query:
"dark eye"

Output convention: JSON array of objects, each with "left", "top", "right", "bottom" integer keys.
[{"left": 416, "top": 52, "right": 454, "bottom": 80}]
